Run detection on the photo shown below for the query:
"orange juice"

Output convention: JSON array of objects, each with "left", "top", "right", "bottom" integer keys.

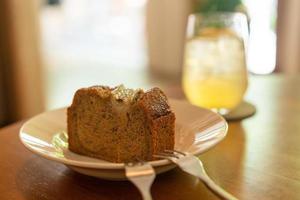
[{"left": 182, "top": 28, "right": 248, "bottom": 110}]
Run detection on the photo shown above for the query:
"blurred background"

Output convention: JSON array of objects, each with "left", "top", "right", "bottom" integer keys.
[{"left": 0, "top": 0, "right": 299, "bottom": 127}]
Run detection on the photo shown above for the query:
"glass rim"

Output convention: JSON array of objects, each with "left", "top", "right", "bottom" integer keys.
[
  {"left": 185, "top": 11, "right": 249, "bottom": 46},
  {"left": 189, "top": 11, "right": 247, "bottom": 19}
]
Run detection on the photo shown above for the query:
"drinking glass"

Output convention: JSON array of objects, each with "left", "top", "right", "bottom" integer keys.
[{"left": 182, "top": 12, "right": 249, "bottom": 114}]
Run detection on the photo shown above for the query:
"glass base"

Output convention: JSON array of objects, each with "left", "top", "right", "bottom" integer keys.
[{"left": 211, "top": 108, "right": 231, "bottom": 115}]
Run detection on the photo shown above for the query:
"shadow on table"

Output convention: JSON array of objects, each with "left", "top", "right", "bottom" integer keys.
[
  {"left": 199, "top": 122, "right": 247, "bottom": 198},
  {"left": 16, "top": 157, "right": 140, "bottom": 200}
]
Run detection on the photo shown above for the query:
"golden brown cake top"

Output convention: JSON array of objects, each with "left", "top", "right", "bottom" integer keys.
[
  {"left": 138, "top": 87, "right": 172, "bottom": 120},
  {"left": 70, "top": 85, "right": 172, "bottom": 120},
  {"left": 71, "top": 85, "right": 112, "bottom": 106}
]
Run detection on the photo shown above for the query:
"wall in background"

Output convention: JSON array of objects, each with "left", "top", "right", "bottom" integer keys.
[
  {"left": 276, "top": 0, "right": 300, "bottom": 73},
  {"left": 244, "top": 0, "right": 277, "bottom": 74},
  {"left": 0, "top": 0, "right": 45, "bottom": 125}
]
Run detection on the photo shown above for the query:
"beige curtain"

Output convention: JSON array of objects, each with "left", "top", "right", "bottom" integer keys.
[
  {"left": 276, "top": 0, "right": 300, "bottom": 73},
  {"left": 0, "top": 0, "right": 44, "bottom": 126}
]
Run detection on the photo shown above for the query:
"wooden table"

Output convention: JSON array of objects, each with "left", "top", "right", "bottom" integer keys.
[{"left": 1, "top": 75, "right": 300, "bottom": 200}]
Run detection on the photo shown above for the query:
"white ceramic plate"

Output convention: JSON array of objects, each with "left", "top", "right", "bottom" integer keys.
[{"left": 19, "top": 99, "right": 228, "bottom": 180}]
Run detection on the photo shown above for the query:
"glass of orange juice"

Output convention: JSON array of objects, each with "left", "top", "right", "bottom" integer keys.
[{"left": 182, "top": 12, "right": 249, "bottom": 115}]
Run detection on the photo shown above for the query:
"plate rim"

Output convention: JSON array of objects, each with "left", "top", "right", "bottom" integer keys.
[{"left": 19, "top": 99, "right": 228, "bottom": 169}]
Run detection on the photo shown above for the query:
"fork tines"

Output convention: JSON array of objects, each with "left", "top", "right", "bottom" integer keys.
[
  {"left": 154, "top": 149, "right": 187, "bottom": 159},
  {"left": 165, "top": 149, "right": 186, "bottom": 155}
]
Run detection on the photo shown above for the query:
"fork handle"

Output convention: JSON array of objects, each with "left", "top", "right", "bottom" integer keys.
[
  {"left": 129, "top": 176, "right": 154, "bottom": 200},
  {"left": 132, "top": 182, "right": 153, "bottom": 200},
  {"left": 201, "top": 176, "right": 238, "bottom": 200},
  {"left": 139, "top": 190, "right": 153, "bottom": 200}
]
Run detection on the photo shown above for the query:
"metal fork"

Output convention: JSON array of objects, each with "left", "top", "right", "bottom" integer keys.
[
  {"left": 154, "top": 150, "right": 238, "bottom": 200},
  {"left": 125, "top": 160, "right": 156, "bottom": 200}
]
